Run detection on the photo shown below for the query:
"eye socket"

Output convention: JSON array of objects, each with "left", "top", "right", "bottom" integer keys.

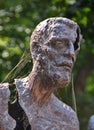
[
  {"left": 48, "top": 39, "right": 70, "bottom": 51},
  {"left": 56, "top": 41, "right": 63, "bottom": 47},
  {"left": 52, "top": 41, "right": 67, "bottom": 49}
]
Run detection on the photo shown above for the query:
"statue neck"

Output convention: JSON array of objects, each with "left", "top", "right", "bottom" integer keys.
[{"left": 28, "top": 72, "right": 56, "bottom": 105}]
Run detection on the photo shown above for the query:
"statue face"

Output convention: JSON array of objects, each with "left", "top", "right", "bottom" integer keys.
[
  {"left": 41, "top": 26, "right": 79, "bottom": 87},
  {"left": 31, "top": 18, "right": 80, "bottom": 88}
]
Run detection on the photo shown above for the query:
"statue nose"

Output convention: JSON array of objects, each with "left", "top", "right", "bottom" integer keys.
[{"left": 64, "top": 42, "right": 75, "bottom": 62}]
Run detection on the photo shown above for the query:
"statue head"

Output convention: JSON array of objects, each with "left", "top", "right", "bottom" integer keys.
[{"left": 29, "top": 17, "right": 81, "bottom": 104}]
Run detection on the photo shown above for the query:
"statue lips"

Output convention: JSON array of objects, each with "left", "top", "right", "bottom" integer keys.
[{"left": 55, "top": 62, "right": 73, "bottom": 72}]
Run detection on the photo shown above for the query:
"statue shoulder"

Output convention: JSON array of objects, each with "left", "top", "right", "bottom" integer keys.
[
  {"left": 51, "top": 94, "right": 75, "bottom": 113},
  {"left": 50, "top": 95, "right": 79, "bottom": 129},
  {"left": 15, "top": 76, "right": 31, "bottom": 99},
  {"left": 0, "top": 82, "right": 9, "bottom": 87},
  {"left": 15, "top": 77, "right": 29, "bottom": 88},
  {"left": 0, "top": 82, "right": 10, "bottom": 98}
]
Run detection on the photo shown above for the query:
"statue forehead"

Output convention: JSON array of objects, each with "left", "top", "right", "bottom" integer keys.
[
  {"left": 35, "top": 17, "right": 77, "bottom": 32},
  {"left": 30, "top": 17, "right": 78, "bottom": 45},
  {"left": 46, "top": 22, "right": 77, "bottom": 42}
]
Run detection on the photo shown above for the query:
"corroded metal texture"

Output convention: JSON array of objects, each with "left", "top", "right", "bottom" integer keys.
[{"left": 0, "top": 83, "right": 16, "bottom": 130}]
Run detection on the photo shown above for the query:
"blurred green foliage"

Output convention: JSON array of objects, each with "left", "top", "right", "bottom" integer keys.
[{"left": 0, "top": 0, "right": 94, "bottom": 129}]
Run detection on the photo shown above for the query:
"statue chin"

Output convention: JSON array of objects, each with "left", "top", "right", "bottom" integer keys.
[
  {"left": 54, "top": 72, "right": 71, "bottom": 87},
  {"left": 58, "top": 78, "right": 70, "bottom": 87}
]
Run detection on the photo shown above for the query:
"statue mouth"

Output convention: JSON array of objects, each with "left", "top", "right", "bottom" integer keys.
[{"left": 55, "top": 62, "right": 73, "bottom": 71}]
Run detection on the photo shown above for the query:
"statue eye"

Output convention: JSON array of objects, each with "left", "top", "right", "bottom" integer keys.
[
  {"left": 56, "top": 41, "right": 62, "bottom": 46},
  {"left": 54, "top": 41, "right": 66, "bottom": 49}
]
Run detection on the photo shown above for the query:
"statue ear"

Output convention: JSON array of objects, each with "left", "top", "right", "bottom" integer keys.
[
  {"left": 31, "top": 45, "right": 43, "bottom": 62},
  {"left": 77, "top": 26, "right": 81, "bottom": 43},
  {"left": 74, "top": 26, "right": 81, "bottom": 52}
]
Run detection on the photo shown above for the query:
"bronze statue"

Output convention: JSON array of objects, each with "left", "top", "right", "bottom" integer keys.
[
  {"left": 15, "top": 17, "right": 81, "bottom": 130},
  {"left": 0, "top": 17, "right": 81, "bottom": 130}
]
